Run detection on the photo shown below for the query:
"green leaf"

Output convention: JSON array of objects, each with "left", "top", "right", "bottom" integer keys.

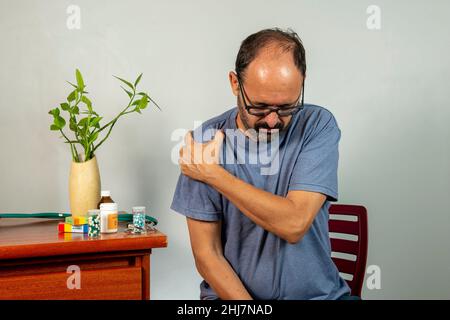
[
  {"left": 138, "top": 95, "right": 148, "bottom": 110},
  {"left": 113, "top": 75, "right": 134, "bottom": 90},
  {"left": 66, "top": 81, "right": 78, "bottom": 89},
  {"left": 48, "top": 108, "right": 60, "bottom": 116},
  {"left": 58, "top": 116, "right": 66, "bottom": 128},
  {"left": 67, "top": 90, "right": 77, "bottom": 102},
  {"left": 60, "top": 103, "right": 70, "bottom": 111},
  {"left": 90, "top": 117, "right": 102, "bottom": 128},
  {"left": 78, "top": 117, "right": 88, "bottom": 128},
  {"left": 121, "top": 86, "right": 133, "bottom": 98},
  {"left": 135, "top": 107, "right": 142, "bottom": 114},
  {"left": 134, "top": 73, "right": 143, "bottom": 87},
  {"left": 72, "top": 106, "right": 80, "bottom": 114},
  {"left": 54, "top": 116, "right": 66, "bottom": 129},
  {"left": 88, "top": 131, "right": 99, "bottom": 145},
  {"left": 69, "top": 118, "right": 77, "bottom": 132},
  {"left": 81, "top": 95, "right": 93, "bottom": 113},
  {"left": 75, "top": 69, "right": 85, "bottom": 89},
  {"left": 148, "top": 96, "right": 162, "bottom": 110},
  {"left": 82, "top": 110, "right": 98, "bottom": 116},
  {"left": 50, "top": 124, "right": 59, "bottom": 131},
  {"left": 137, "top": 92, "right": 161, "bottom": 110},
  {"left": 131, "top": 100, "right": 140, "bottom": 106}
]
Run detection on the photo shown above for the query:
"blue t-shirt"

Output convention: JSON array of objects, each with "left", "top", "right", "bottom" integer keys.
[{"left": 170, "top": 104, "right": 350, "bottom": 300}]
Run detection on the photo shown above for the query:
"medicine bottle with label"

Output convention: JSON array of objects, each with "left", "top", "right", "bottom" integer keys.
[
  {"left": 97, "top": 190, "right": 114, "bottom": 209},
  {"left": 100, "top": 202, "right": 118, "bottom": 233}
]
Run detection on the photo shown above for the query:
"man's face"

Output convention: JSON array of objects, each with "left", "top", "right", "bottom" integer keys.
[{"left": 230, "top": 46, "right": 304, "bottom": 140}]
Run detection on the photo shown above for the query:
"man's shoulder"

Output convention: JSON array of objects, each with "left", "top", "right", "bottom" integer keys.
[
  {"left": 302, "top": 104, "right": 337, "bottom": 122},
  {"left": 299, "top": 104, "right": 340, "bottom": 131},
  {"left": 192, "top": 107, "right": 236, "bottom": 142},
  {"left": 202, "top": 107, "right": 236, "bottom": 129}
]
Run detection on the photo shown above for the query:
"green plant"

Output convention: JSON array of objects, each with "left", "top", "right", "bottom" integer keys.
[{"left": 49, "top": 69, "right": 160, "bottom": 162}]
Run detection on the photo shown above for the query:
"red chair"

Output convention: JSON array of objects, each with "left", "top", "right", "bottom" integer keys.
[{"left": 328, "top": 204, "right": 368, "bottom": 297}]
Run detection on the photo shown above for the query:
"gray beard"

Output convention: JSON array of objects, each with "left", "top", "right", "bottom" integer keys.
[{"left": 236, "top": 102, "right": 290, "bottom": 142}]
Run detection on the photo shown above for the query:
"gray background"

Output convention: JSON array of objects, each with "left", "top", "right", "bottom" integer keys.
[{"left": 0, "top": 0, "right": 449, "bottom": 299}]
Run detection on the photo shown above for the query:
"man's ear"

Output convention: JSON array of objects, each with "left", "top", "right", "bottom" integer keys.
[{"left": 228, "top": 71, "right": 239, "bottom": 97}]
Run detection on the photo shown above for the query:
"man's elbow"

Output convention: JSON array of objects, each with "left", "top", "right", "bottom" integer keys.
[
  {"left": 285, "top": 230, "right": 305, "bottom": 244},
  {"left": 193, "top": 249, "right": 222, "bottom": 273},
  {"left": 283, "top": 219, "right": 308, "bottom": 244}
]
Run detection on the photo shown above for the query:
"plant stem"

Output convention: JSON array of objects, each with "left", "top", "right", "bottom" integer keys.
[
  {"left": 91, "top": 91, "right": 136, "bottom": 153},
  {"left": 69, "top": 143, "right": 75, "bottom": 160},
  {"left": 73, "top": 144, "right": 80, "bottom": 162},
  {"left": 59, "top": 129, "right": 78, "bottom": 161},
  {"left": 92, "top": 119, "right": 117, "bottom": 153},
  {"left": 96, "top": 92, "right": 136, "bottom": 133},
  {"left": 67, "top": 92, "right": 83, "bottom": 162}
]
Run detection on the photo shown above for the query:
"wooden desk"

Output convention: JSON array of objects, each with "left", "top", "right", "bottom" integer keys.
[{"left": 0, "top": 218, "right": 167, "bottom": 300}]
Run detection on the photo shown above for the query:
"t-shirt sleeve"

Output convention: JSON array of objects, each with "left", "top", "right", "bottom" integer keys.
[
  {"left": 170, "top": 123, "right": 224, "bottom": 221},
  {"left": 288, "top": 110, "right": 341, "bottom": 202},
  {"left": 170, "top": 173, "right": 223, "bottom": 221}
]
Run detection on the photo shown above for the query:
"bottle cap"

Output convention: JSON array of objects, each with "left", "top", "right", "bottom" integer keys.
[
  {"left": 101, "top": 190, "right": 111, "bottom": 197},
  {"left": 88, "top": 209, "right": 101, "bottom": 216},
  {"left": 100, "top": 203, "right": 118, "bottom": 211}
]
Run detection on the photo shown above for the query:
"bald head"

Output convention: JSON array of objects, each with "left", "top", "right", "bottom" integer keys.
[
  {"left": 235, "top": 28, "right": 306, "bottom": 80},
  {"left": 242, "top": 44, "right": 303, "bottom": 106}
]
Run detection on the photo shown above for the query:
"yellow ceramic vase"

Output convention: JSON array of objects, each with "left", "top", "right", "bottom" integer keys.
[{"left": 69, "top": 156, "right": 101, "bottom": 218}]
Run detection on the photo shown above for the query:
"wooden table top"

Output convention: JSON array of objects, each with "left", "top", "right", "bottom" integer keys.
[{"left": 0, "top": 218, "right": 168, "bottom": 260}]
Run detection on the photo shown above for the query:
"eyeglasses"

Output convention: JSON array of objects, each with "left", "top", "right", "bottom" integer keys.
[{"left": 237, "top": 74, "right": 304, "bottom": 117}]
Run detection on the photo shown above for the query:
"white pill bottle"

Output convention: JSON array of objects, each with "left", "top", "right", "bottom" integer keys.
[{"left": 100, "top": 202, "right": 118, "bottom": 233}]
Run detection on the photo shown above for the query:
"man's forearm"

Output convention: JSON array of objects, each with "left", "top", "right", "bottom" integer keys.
[
  {"left": 195, "top": 253, "right": 253, "bottom": 300},
  {"left": 206, "top": 165, "right": 305, "bottom": 243}
]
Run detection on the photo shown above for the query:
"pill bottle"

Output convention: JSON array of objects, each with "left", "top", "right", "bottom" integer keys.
[
  {"left": 132, "top": 206, "right": 146, "bottom": 234},
  {"left": 100, "top": 202, "right": 118, "bottom": 233},
  {"left": 97, "top": 190, "right": 114, "bottom": 209},
  {"left": 88, "top": 209, "right": 101, "bottom": 238}
]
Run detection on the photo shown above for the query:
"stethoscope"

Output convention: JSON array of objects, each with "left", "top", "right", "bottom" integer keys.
[{"left": 0, "top": 212, "right": 158, "bottom": 226}]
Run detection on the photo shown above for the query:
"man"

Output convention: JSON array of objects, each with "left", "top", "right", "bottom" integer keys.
[{"left": 171, "top": 28, "right": 351, "bottom": 300}]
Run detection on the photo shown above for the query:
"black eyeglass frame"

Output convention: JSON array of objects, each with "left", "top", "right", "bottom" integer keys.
[{"left": 236, "top": 73, "right": 305, "bottom": 117}]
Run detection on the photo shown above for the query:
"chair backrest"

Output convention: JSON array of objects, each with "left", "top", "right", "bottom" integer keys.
[{"left": 328, "top": 204, "right": 368, "bottom": 297}]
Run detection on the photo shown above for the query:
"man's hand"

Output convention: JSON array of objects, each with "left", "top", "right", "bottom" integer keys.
[{"left": 179, "top": 130, "right": 225, "bottom": 183}]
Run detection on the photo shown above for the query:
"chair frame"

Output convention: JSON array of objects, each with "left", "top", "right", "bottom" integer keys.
[{"left": 328, "top": 204, "right": 368, "bottom": 297}]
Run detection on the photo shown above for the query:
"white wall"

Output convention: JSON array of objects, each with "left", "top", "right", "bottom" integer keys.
[{"left": 0, "top": 0, "right": 449, "bottom": 299}]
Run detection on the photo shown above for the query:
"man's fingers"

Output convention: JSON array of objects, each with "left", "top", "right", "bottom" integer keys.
[
  {"left": 214, "top": 130, "right": 224, "bottom": 148},
  {"left": 182, "top": 129, "right": 224, "bottom": 164},
  {"left": 179, "top": 146, "right": 192, "bottom": 164},
  {"left": 184, "top": 130, "right": 194, "bottom": 146},
  {"left": 211, "top": 130, "right": 224, "bottom": 159},
  {"left": 201, "top": 130, "right": 224, "bottom": 163}
]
